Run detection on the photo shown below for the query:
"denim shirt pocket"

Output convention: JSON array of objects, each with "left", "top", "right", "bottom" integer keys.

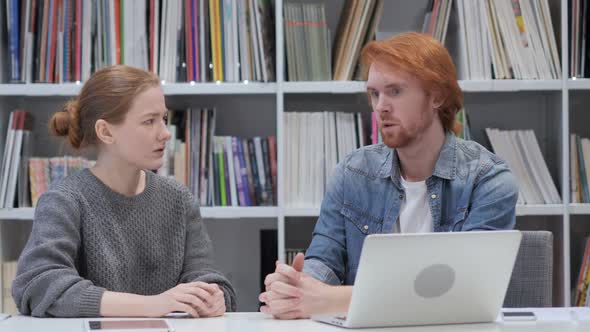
[
  {"left": 341, "top": 204, "right": 384, "bottom": 235},
  {"left": 445, "top": 208, "right": 467, "bottom": 231}
]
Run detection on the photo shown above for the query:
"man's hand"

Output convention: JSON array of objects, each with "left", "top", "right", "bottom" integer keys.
[
  {"left": 263, "top": 252, "right": 305, "bottom": 291},
  {"left": 259, "top": 253, "right": 334, "bottom": 319}
]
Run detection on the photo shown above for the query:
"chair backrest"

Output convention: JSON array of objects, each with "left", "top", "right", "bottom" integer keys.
[{"left": 503, "top": 231, "right": 553, "bottom": 307}]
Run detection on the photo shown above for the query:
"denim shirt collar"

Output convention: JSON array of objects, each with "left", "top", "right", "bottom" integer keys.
[{"left": 377, "top": 132, "right": 458, "bottom": 187}]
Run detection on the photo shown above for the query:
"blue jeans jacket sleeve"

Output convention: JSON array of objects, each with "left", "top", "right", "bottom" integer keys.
[
  {"left": 303, "top": 162, "right": 346, "bottom": 285},
  {"left": 460, "top": 159, "right": 518, "bottom": 231}
]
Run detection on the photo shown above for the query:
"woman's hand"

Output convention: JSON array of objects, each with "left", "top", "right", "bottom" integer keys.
[{"left": 147, "top": 282, "right": 225, "bottom": 318}]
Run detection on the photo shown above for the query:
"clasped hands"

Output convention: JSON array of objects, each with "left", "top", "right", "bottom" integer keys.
[
  {"left": 259, "top": 253, "right": 332, "bottom": 319},
  {"left": 150, "top": 281, "right": 226, "bottom": 318}
]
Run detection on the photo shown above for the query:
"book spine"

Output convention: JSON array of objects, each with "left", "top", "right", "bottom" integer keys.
[
  {"left": 9, "top": 0, "right": 20, "bottom": 81},
  {"left": 222, "top": 138, "right": 231, "bottom": 205},
  {"left": 185, "top": 0, "right": 193, "bottom": 81},
  {"left": 74, "top": 0, "right": 81, "bottom": 80},
  {"left": 261, "top": 137, "right": 273, "bottom": 206},
  {"left": 237, "top": 137, "right": 251, "bottom": 206},
  {"left": 248, "top": 138, "right": 261, "bottom": 206},
  {"left": 578, "top": 136, "right": 589, "bottom": 202},
  {"left": 268, "top": 135, "right": 277, "bottom": 205},
  {"left": 217, "top": 139, "right": 227, "bottom": 206},
  {"left": 253, "top": 137, "right": 268, "bottom": 204},
  {"left": 232, "top": 137, "right": 246, "bottom": 206},
  {"left": 242, "top": 138, "right": 256, "bottom": 205}
]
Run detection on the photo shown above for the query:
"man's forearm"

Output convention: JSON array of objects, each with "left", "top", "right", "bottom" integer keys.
[{"left": 322, "top": 286, "right": 353, "bottom": 314}]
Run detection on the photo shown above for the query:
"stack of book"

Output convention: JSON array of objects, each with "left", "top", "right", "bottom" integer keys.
[
  {"left": 486, "top": 128, "right": 561, "bottom": 205},
  {"left": 569, "top": 134, "right": 590, "bottom": 203},
  {"left": 0, "top": 0, "right": 275, "bottom": 83},
  {"left": 0, "top": 110, "right": 32, "bottom": 209},
  {"left": 284, "top": 0, "right": 384, "bottom": 81},
  {"left": 421, "top": 0, "right": 453, "bottom": 44},
  {"left": 283, "top": 1, "right": 331, "bottom": 81},
  {"left": 161, "top": 109, "right": 276, "bottom": 207},
  {"left": 284, "top": 111, "right": 367, "bottom": 208},
  {"left": 28, "top": 156, "right": 95, "bottom": 207},
  {"left": 332, "top": 0, "right": 384, "bottom": 81},
  {"left": 455, "top": 0, "right": 560, "bottom": 80}
]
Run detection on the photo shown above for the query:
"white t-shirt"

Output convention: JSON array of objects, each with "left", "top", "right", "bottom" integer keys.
[{"left": 393, "top": 176, "right": 434, "bottom": 233}]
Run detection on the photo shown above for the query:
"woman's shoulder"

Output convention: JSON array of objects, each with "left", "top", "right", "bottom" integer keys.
[
  {"left": 35, "top": 172, "right": 88, "bottom": 219},
  {"left": 44, "top": 170, "right": 87, "bottom": 198},
  {"left": 150, "top": 172, "right": 194, "bottom": 201}
]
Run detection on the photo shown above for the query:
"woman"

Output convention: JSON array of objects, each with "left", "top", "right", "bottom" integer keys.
[{"left": 12, "top": 65, "right": 236, "bottom": 318}]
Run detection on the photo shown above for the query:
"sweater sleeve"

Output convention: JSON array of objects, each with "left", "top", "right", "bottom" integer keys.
[
  {"left": 12, "top": 189, "right": 105, "bottom": 317},
  {"left": 178, "top": 196, "right": 237, "bottom": 312}
]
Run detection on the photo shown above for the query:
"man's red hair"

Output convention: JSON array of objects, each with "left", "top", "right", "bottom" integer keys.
[{"left": 360, "top": 32, "right": 463, "bottom": 132}]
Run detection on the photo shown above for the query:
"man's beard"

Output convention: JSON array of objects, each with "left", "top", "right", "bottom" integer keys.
[
  {"left": 381, "top": 125, "right": 413, "bottom": 148},
  {"left": 380, "top": 111, "right": 435, "bottom": 148}
]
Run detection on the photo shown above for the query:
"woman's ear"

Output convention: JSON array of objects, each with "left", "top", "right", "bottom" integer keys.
[{"left": 95, "top": 119, "right": 115, "bottom": 145}]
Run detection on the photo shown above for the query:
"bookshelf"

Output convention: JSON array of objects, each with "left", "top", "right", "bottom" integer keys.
[
  {"left": 0, "top": 207, "right": 280, "bottom": 220},
  {"left": 567, "top": 79, "right": 590, "bottom": 90},
  {"left": 458, "top": 80, "right": 562, "bottom": 92},
  {"left": 0, "top": 83, "right": 278, "bottom": 96},
  {"left": 0, "top": 0, "right": 589, "bottom": 311}
]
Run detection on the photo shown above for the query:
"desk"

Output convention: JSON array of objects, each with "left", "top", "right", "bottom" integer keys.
[{"left": 1, "top": 311, "right": 589, "bottom": 332}]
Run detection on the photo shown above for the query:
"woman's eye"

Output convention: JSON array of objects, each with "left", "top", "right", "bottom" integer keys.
[
  {"left": 144, "top": 119, "right": 154, "bottom": 125},
  {"left": 163, "top": 115, "right": 169, "bottom": 123}
]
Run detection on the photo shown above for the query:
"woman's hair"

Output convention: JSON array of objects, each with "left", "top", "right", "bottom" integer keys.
[
  {"left": 360, "top": 32, "right": 464, "bottom": 132},
  {"left": 49, "top": 65, "right": 161, "bottom": 149}
]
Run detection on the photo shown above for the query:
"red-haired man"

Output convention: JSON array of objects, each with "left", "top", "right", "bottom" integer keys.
[{"left": 260, "top": 32, "right": 518, "bottom": 319}]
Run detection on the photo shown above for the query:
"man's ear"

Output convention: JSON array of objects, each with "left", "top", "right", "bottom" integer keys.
[
  {"left": 95, "top": 119, "right": 115, "bottom": 145},
  {"left": 430, "top": 91, "right": 444, "bottom": 111}
]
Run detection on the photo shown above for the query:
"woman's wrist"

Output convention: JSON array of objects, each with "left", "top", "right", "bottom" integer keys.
[{"left": 100, "top": 291, "right": 159, "bottom": 317}]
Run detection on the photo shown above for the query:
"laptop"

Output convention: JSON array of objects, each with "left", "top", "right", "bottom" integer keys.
[{"left": 312, "top": 230, "right": 522, "bottom": 328}]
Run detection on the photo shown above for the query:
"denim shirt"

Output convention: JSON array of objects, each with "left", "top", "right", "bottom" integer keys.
[{"left": 303, "top": 132, "right": 518, "bottom": 285}]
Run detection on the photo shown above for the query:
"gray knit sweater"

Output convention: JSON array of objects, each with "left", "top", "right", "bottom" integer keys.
[{"left": 12, "top": 169, "right": 236, "bottom": 317}]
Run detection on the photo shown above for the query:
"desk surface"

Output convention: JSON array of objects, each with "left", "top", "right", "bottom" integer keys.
[{"left": 1, "top": 312, "right": 590, "bottom": 332}]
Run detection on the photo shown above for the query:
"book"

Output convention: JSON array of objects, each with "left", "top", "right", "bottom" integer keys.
[{"left": 2, "top": 261, "right": 18, "bottom": 314}]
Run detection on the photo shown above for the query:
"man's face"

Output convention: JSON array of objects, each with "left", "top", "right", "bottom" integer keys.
[{"left": 366, "top": 62, "right": 438, "bottom": 149}]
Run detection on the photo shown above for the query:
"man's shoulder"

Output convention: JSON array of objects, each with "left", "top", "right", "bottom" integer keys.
[
  {"left": 454, "top": 137, "right": 510, "bottom": 179},
  {"left": 456, "top": 138, "right": 504, "bottom": 164},
  {"left": 343, "top": 144, "right": 391, "bottom": 177}
]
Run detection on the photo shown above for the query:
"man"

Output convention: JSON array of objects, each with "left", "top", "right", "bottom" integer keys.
[{"left": 259, "top": 32, "right": 518, "bottom": 319}]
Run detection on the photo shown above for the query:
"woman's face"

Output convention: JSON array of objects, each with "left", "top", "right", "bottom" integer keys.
[{"left": 107, "top": 86, "right": 171, "bottom": 171}]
